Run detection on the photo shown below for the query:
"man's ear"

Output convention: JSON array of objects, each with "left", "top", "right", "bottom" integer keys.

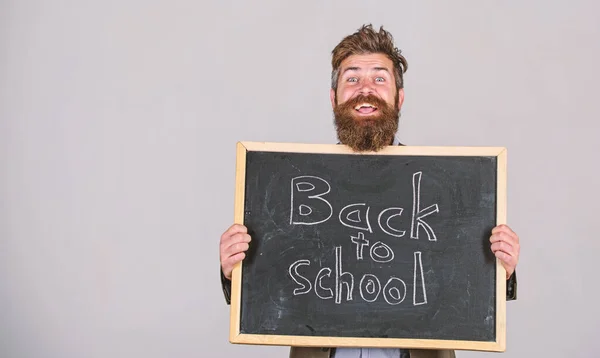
[
  {"left": 397, "top": 88, "right": 405, "bottom": 109},
  {"left": 330, "top": 88, "right": 336, "bottom": 109}
]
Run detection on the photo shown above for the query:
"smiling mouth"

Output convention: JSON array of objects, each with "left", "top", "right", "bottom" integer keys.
[{"left": 354, "top": 103, "right": 378, "bottom": 115}]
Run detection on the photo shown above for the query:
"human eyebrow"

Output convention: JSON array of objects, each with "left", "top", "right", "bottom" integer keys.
[
  {"left": 341, "top": 67, "right": 361, "bottom": 75},
  {"left": 373, "top": 67, "right": 391, "bottom": 74}
]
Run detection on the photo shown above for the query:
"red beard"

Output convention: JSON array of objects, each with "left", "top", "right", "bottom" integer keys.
[{"left": 333, "top": 94, "right": 400, "bottom": 152}]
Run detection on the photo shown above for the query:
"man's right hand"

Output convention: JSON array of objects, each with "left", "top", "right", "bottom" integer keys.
[{"left": 220, "top": 224, "right": 252, "bottom": 280}]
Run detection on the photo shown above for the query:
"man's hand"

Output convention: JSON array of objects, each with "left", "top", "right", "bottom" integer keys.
[
  {"left": 220, "top": 224, "right": 251, "bottom": 280},
  {"left": 490, "top": 224, "right": 520, "bottom": 279}
]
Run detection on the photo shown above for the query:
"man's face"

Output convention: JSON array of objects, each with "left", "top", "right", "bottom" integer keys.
[{"left": 330, "top": 53, "right": 405, "bottom": 152}]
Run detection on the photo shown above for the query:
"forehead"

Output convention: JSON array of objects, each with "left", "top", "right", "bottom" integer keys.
[{"left": 339, "top": 53, "right": 394, "bottom": 72}]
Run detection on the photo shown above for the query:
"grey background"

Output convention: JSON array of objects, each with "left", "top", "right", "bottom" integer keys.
[{"left": 1, "top": 1, "right": 598, "bottom": 357}]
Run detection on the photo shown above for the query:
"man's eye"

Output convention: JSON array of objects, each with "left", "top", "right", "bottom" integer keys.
[
  {"left": 375, "top": 77, "right": 385, "bottom": 82},
  {"left": 347, "top": 77, "right": 358, "bottom": 82}
]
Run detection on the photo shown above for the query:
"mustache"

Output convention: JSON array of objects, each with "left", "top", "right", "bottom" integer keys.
[{"left": 338, "top": 94, "right": 388, "bottom": 109}]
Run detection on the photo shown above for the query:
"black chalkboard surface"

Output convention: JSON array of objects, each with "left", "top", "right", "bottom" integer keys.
[{"left": 229, "top": 142, "right": 507, "bottom": 352}]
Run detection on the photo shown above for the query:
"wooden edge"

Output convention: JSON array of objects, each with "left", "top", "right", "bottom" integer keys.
[
  {"left": 229, "top": 334, "right": 504, "bottom": 352},
  {"left": 496, "top": 148, "right": 508, "bottom": 351},
  {"left": 229, "top": 142, "right": 248, "bottom": 342},
  {"left": 239, "top": 141, "right": 506, "bottom": 156}
]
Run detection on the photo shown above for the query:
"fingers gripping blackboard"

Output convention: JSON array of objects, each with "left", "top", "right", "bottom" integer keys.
[{"left": 229, "top": 142, "right": 507, "bottom": 352}]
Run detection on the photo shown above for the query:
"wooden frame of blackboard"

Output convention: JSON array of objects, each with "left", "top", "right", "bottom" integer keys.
[{"left": 229, "top": 141, "right": 507, "bottom": 352}]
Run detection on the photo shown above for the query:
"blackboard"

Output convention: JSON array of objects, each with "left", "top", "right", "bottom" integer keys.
[{"left": 229, "top": 142, "right": 507, "bottom": 352}]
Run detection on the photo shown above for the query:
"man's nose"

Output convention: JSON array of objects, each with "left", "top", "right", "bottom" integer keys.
[{"left": 358, "top": 81, "right": 375, "bottom": 95}]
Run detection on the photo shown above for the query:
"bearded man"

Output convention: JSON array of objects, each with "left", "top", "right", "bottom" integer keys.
[{"left": 219, "top": 24, "right": 520, "bottom": 358}]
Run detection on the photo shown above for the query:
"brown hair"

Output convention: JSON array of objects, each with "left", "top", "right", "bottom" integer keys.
[{"left": 331, "top": 24, "right": 408, "bottom": 92}]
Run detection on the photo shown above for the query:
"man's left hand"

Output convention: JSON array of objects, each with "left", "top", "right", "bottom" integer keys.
[{"left": 490, "top": 224, "right": 520, "bottom": 280}]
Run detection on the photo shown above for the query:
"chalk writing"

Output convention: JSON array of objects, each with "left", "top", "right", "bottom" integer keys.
[
  {"left": 290, "top": 172, "right": 438, "bottom": 239},
  {"left": 288, "top": 171, "right": 438, "bottom": 306},
  {"left": 339, "top": 203, "right": 373, "bottom": 232},
  {"left": 369, "top": 241, "right": 394, "bottom": 263},
  {"left": 288, "top": 245, "right": 420, "bottom": 306},
  {"left": 351, "top": 232, "right": 369, "bottom": 260},
  {"left": 411, "top": 172, "right": 439, "bottom": 241},
  {"left": 289, "top": 259, "right": 312, "bottom": 295},
  {"left": 378, "top": 207, "right": 405, "bottom": 237},
  {"left": 290, "top": 176, "right": 333, "bottom": 225},
  {"left": 413, "top": 251, "right": 428, "bottom": 305}
]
